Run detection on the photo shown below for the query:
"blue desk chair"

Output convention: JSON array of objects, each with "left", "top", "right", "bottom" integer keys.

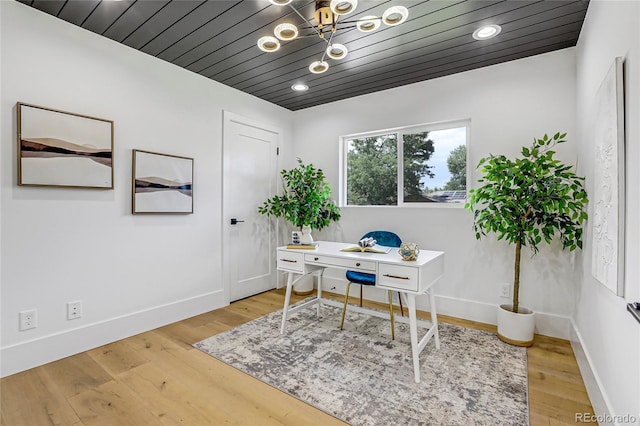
[{"left": 340, "top": 230, "right": 403, "bottom": 340}]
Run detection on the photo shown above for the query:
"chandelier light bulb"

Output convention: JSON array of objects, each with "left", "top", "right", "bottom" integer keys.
[
  {"left": 382, "top": 6, "right": 409, "bottom": 26},
  {"left": 356, "top": 16, "right": 381, "bottom": 33},
  {"left": 274, "top": 23, "right": 298, "bottom": 41},
  {"left": 472, "top": 24, "right": 502, "bottom": 40},
  {"left": 330, "top": 0, "right": 358, "bottom": 16},
  {"left": 326, "top": 43, "right": 348, "bottom": 60},
  {"left": 268, "top": 0, "right": 292, "bottom": 5},
  {"left": 257, "top": 36, "right": 281, "bottom": 52},
  {"left": 309, "top": 60, "right": 329, "bottom": 74}
]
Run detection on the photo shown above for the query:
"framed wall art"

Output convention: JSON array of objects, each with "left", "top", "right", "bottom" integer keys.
[
  {"left": 17, "top": 102, "right": 114, "bottom": 188},
  {"left": 132, "top": 150, "right": 193, "bottom": 214},
  {"left": 591, "top": 56, "right": 626, "bottom": 296}
]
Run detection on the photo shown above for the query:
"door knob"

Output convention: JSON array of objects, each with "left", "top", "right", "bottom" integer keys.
[{"left": 230, "top": 218, "right": 245, "bottom": 225}]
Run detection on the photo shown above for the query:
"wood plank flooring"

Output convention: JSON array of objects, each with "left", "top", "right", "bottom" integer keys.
[{"left": 1, "top": 289, "right": 594, "bottom": 425}]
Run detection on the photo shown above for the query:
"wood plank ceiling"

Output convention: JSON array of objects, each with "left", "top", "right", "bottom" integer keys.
[{"left": 18, "top": 0, "right": 589, "bottom": 111}]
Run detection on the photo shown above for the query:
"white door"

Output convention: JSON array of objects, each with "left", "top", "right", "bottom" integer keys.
[{"left": 223, "top": 111, "right": 279, "bottom": 302}]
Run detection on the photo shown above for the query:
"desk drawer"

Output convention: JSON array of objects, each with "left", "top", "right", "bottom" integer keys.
[
  {"left": 304, "top": 254, "right": 376, "bottom": 272},
  {"left": 277, "top": 251, "right": 304, "bottom": 273},
  {"left": 377, "top": 264, "right": 419, "bottom": 292}
]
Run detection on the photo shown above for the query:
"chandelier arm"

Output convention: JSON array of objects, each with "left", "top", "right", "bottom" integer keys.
[{"left": 287, "top": 2, "right": 328, "bottom": 44}]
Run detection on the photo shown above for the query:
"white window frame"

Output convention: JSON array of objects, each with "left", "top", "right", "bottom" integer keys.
[{"left": 339, "top": 119, "right": 470, "bottom": 208}]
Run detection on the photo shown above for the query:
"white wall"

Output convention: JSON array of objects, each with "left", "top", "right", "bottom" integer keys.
[
  {"left": 293, "top": 48, "right": 579, "bottom": 337},
  {"left": 0, "top": 1, "right": 293, "bottom": 377},
  {"left": 574, "top": 1, "right": 640, "bottom": 423}
]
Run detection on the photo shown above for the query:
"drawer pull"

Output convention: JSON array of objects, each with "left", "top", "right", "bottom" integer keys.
[
  {"left": 281, "top": 259, "right": 297, "bottom": 263},
  {"left": 355, "top": 262, "right": 361, "bottom": 267},
  {"left": 383, "top": 273, "right": 410, "bottom": 280},
  {"left": 314, "top": 257, "right": 319, "bottom": 261}
]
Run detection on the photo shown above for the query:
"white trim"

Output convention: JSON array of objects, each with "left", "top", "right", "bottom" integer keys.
[
  {"left": 570, "top": 320, "right": 615, "bottom": 425},
  {"left": 1, "top": 290, "right": 226, "bottom": 378}
]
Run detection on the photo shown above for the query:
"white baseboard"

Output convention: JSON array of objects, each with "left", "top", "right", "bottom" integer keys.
[
  {"left": 0, "top": 290, "right": 227, "bottom": 378},
  {"left": 319, "top": 276, "right": 572, "bottom": 339},
  {"left": 569, "top": 321, "right": 614, "bottom": 425}
]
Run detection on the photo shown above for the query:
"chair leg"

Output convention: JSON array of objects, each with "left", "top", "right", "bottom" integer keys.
[
  {"left": 388, "top": 290, "right": 395, "bottom": 340},
  {"left": 398, "top": 291, "right": 404, "bottom": 316},
  {"left": 340, "top": 282, "right": 352, "bottom": 330},
  {"left": 359, "top": 286, "right": 363, "bottom": 307}
]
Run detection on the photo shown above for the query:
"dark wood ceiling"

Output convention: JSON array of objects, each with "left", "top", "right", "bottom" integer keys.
[{"left": 18, "top": 0, "right": 589, "bottom": 111}]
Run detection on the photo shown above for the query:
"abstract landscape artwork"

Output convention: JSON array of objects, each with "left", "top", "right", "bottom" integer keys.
[
  {"left": 132, "top": 150, "right": 193, "bottom": 214},
  {"left": 17, "top": 103, "right": 114, "bottom": 188}
]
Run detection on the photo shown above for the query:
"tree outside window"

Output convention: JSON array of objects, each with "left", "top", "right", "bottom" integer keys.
[{"left": 343, "top": 122, "right": 468, "bottom": 206}]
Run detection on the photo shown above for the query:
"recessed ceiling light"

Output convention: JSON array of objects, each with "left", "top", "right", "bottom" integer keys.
[
  {"left": 269, "top": 0, "right": 292, "bottom": 5},
  {"left": 291, "top": 83, "right": 309, "bottom": 92},
  {"left": 472, "top": 24, "right": 502, "bottom": 40}
]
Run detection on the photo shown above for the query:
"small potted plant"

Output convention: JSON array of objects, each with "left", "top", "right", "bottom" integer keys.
[
  {"left": 465, "top": 132, "right": 588, "bottom": 346},
  {"left": 259, "top": 158, "right": 340, "bottom": 239}
]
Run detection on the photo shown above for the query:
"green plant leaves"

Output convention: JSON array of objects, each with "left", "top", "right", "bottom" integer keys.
[
  {"left": 465, "top": 132, "right": 588, "bottom": 311},
  {"left": 258, "top": 159, "right": 341, "bottom": 230}
]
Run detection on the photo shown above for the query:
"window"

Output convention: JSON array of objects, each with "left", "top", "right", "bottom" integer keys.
[{"left": 341, "top": 120, "right": 469, "bottom": 206}]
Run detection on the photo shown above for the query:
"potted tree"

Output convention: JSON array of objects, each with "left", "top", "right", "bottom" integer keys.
[
  {"left": 259, "top": 159, "right": 341, "bottom": 292},
  {"left": 465, "top": 132, "right": 588, "bottom": 346}
]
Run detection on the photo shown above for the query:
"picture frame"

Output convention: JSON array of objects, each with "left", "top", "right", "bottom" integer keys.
[
  {"left": 132, "top": 149, "right": 194, "bottom": 214},
  {"left": 17, "top": 102, "right": 114, "bottom": 189},
  {"left": 591, "top": 56, "right": 626, "bottom": 296}
]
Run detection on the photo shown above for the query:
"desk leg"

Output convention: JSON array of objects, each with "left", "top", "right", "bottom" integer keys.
[
  {"left": 316, "top": 269, "right": 325, "bottom": 317},
  {"left": 280, "top": 272, "right": 294, "bottom": 334},
  {"left": 429, "top": 289, "right": 440, "bottom": 349},
  {"left": 406, "top": 294, "right": 421, "bottom": 383}
]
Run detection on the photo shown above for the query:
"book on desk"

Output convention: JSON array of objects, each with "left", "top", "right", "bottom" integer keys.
[
  {"left": 340, "top": 245, "right": 391, "bottom": 254},
  {"left": 286, "top": 242, "right": 319, "bottom": 250}
]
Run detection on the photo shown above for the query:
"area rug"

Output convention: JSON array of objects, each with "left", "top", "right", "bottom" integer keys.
[{"left": 194, "top": 303, "right": 528, "bottom": 425}]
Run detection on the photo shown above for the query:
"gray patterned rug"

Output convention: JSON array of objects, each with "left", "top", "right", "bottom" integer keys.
[{"left": 194, "top": 302, "right": 528, "bottom": 425}]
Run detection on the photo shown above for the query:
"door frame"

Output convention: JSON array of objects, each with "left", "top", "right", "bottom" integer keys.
[{"left": 222, "top": 110, "right": 281, "bottom": 303}]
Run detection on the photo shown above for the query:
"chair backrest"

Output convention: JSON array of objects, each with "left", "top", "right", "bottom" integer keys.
[{"left": 361, "top": 230, "right": 402, "bottom": 248}]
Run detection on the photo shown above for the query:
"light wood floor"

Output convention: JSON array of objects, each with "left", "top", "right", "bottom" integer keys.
[{"left": 1, "top": 289, "right": 594, "bottom": 425}]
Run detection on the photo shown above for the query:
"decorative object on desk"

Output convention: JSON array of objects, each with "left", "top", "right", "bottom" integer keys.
[
  {"left": 258, "top": 159, "right": 340, "bottom": 294},
  {"left": 398, "top": 242, "right": 419, "bottom": 261},
  {"left": 17, "top": 102, "right": 114, "bottom": 189},
  {"left": 132, "top": 150, "right": 194, "bottom": 214},
  {"left": 291, "top": 231, "right": 301, "bottom": 245},
  {"left": 194, "top": 304, "right": 528, "bottom": 426},
  {"left": 465, "top": 132, "right": 588, "bottom": 347},
  {"left": 300, "top": 225, "right": 314, "bottom": 245}
]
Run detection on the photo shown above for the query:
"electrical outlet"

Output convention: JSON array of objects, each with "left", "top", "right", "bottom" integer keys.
[
  {"left": 67, "top": 300, "right": 82, "bottom": 320},
  {"left": 500, "top": 283, "right": 511, "bottom": 298},
  {"left": 19, "top": 309, "right": 37, "bottom": 330}
]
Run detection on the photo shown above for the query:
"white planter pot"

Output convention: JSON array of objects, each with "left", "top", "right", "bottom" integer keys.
[
  {"left": 293, "top": 274, "right": 314, "bottom": 295},
  {"left": 497, "top": 304, "right": 535, "bottom": 347},
  {"left": 300, "top": 225, "right": 314, "bottom": 245}
]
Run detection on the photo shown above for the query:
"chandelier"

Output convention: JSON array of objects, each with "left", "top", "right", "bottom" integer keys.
[{"left": 257, "top": 0, "right": 409, "bottom": 75}]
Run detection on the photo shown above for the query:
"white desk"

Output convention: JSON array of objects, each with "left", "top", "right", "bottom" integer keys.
[{"left": 277, "top": 241, "right": 445, "bottom": 383}]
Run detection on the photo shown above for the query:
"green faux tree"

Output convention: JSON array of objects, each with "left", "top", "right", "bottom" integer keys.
[
  {"left": 465, "top": 133, "right": 588, "bottom": 313},
  {"left": 258, "top": 159, "right": 341, "bottom": 230}
]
